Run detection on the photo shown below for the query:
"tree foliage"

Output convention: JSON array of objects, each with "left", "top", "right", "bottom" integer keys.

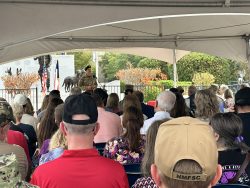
[
  {"left": 192, "top": 72, "right": 215, "bottom": 86},
  {"left": 176, "top": 52, "right": 246, "bottom": 84},
  {"left": 68, "top": 51, "right": 94, "bottom": 72},
  {"left": 99, "top": 53, "right": 169, "bottom": 82}
]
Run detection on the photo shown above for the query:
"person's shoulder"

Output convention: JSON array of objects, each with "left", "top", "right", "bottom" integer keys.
[
  {"left": 97, "top": 155, "right": 124, "bottom": 169},
  {"left": 34, "top": 156, "right": 60, "bottom": 173},
  {"left": 4, "top": 142, "right": 26, "bottom": 155},
  {"left": 19, "top": 123, "right": 34, "bottom": 129},
  {"left": 143, "top": 116, "right": 154, "bottom": 124},
  {"left": 104, "top": 110, "right": 120, "bottom": 119},
  {"left": 8, "top": 129, "right": 24, "bottom": 137}
]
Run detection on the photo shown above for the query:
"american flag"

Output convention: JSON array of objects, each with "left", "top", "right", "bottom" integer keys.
[
  {"left": 42, "top": 62, "right": 47, "bottom": 95},
  {"left": 54, "top": 60, "right": 60, "bottom": 90}
]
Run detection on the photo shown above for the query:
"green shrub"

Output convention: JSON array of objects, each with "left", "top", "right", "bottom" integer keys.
[
  {"left": 120, "top": 81, "right": 126, "bottom": 93},
  {"left": 151, "top": 80, "right": 192, "bottom": 89},
  {"left": 143, "top": 86, "right": 163, "bottom": 102}
]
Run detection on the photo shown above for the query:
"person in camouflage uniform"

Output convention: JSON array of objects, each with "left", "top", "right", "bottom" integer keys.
[
  {"left": 0, "top": 100, "right": 29, "bottom": 180},
  {"left": 0, "top": 153, "right": 38, "bottom": 188},
  {"left": 78, "top": 65, "right": 97, "bottom": 93}
]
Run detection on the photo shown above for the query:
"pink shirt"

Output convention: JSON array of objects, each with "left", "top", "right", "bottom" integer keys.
[{"left": 94, "top": 107, "right": 122, "bottom": 143}]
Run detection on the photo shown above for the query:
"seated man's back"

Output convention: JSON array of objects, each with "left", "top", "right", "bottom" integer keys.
[
  {"left": 30, "top": 93, "right": 129, "bottom": 188},
  {"left": 30, "top": 149, "right": 128, "bottom": 188}
]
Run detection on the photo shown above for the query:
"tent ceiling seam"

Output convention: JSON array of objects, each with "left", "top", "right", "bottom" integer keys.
[
  {"left": 45, "top": 35, "right": 244, "bottom": 42},
  {"left": 1, "top": 0, "right": 250, "bottom": 7}
]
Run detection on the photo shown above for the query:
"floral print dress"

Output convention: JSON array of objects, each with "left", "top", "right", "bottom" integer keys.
[{"left": 103, "top": 136, "right": 145, "bottom": 164}]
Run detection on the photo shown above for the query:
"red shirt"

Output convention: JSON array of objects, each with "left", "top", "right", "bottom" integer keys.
[
  {"left": 30, "top": 149, "right": 129, "bottom": 188},
  {"left": 7, "top": 130, "right": 31, "bottom": 162}
]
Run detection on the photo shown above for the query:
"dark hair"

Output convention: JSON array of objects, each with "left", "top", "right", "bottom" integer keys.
[
  {"left": 38, "top": 98, "right": 63, "bottom": 147},
  {"left": 133, "top": 90, "right": 144, "bottom": 103},
  {"left": 49, "top": 90, "right": 61, "bottom": 99},
  {"left": 177, "top": 86, "right": 184, "bottom": 94},
  {"left": 170, "top": 92, "right": 188, "bottom": 118},
  {"left": 169, "top": 88, "right": 178, "bottom": 93},
  {"left": 91, "top": 93, "right": 103, "bottom": 107},
  {"left": 106, "top": 93, "right": 119, "bottom": 109},
  {"left": 122, "top": 106, "right": 144, "bottom": 152},
  {"left": 93, "top": 88, "right": 108, "bottom": 106},
  {"left": 125, "top": 88, "right": 133, "bottom": 95},
  {"left": 55, "top": 103, "right": 64, "bottom": 127},
  {"left": 24, "top": 97, "right": 34, "bottom": 115},
  {"left": 210, "top": 112, "right": 250, "bottom": 154},
  {"left": 123, "top": 95, "right": 142, "bottom": 112}
]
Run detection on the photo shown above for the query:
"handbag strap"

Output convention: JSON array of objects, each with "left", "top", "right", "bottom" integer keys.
[{"left": 229, "top": 152, "right": 250, "bottom": 184}]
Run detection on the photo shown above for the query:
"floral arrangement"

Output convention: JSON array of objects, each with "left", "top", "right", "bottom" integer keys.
[{"left": 1, "top": 73, "right": 39, "bottom": 96}]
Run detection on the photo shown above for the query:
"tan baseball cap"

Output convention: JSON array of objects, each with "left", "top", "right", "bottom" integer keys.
[{"left": 154, "top": 117, "right": 218, "bottom": 182}]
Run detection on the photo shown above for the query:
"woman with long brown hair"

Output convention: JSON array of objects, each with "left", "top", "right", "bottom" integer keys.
[
  {"left": 195, "top": 89, "right": 220, "bottom": 121},
  {"left": 37, "top": 98, "right": 63, "bottom": 149},
  {"left": 104, "top": 106, "right": 145, "bottom": 164}
]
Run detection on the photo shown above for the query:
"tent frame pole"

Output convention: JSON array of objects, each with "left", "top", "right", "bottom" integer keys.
[{"left": 173, "top": 49, "right": 177, "bottom": 88}]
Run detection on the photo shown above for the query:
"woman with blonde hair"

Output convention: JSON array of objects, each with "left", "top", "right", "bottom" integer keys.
[
  {"left": 39, "top": 129, "right": 67, "bottom": 165},
  {"left": 195, "top": 89, "right": 220, "bottom": 121}
]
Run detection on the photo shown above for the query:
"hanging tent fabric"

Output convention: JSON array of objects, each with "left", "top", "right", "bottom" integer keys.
[
  {"left": 90, "top": 48, "right": 190, "bottom": 87},
  {"left": 91, "top": 48, "right": 189, "bottom": 64},
  {"left": 1, "top": 1, "right": 250, "bottom": 64}
]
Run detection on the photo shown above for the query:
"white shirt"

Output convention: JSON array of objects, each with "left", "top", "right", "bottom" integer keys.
[
  {"left": 140, "top": 111, "right": 172, "bottom": 135},
  {"left": 21, "top": 114, "right": 39, "bottom": 132}
]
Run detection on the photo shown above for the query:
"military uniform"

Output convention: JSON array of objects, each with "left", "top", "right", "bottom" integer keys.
[
  {"left": 0, "top": 153, "right": 38, "bottom": 188},
  {"left": 0, "top": 100, "right": 29, "bottom": 181},
  {"left": 78, "top": 73, "right": 97, "bottom": 93}
]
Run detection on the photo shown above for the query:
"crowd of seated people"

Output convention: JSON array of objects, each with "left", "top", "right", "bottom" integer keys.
[{"left": 1, "top": 83, "right": 250, "bottom": 187}]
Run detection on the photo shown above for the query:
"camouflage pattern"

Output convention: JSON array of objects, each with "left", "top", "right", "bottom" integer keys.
[
  {"left": 0, "top": 101, "right": 14, "bottom": 124},
  {"left": 0, "top": 153, "right": 38, "bottom": 188},
  {"left": 78, "top": 74, "right": 97, "bottom": 92}
]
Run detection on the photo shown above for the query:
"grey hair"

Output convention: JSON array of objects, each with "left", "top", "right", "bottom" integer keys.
[
  {"left": 12, "top": 103, "right": 24, "bottom": 120},
  {"left": 63, "top": 121, "right": 96, "bottom": 134},
  {"left": 156, "top": 91, "right": 176, "bottom": 112}
]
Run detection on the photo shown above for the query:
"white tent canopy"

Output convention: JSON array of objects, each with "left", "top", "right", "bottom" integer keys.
[
  {"left": 92, "top": 48, "right": 189, "bottom": 64},
  {"left": 2, "top": 1, "right": 250, "bottom": 64}
]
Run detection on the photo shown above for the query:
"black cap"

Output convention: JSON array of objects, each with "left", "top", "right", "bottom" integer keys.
[
  {"left": 85, "top": 65, "right": 91, "bottom": 71},
  {"left": 235, "top": 87, "right": 250, "bottom": 106},
  {"left": 63, "top": 94, "right": 98, "bottom": 125}
]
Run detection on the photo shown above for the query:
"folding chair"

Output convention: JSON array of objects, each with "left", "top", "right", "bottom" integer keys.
[
  {"left": 213, "top": 184, "right": 250, "bottom": 188},
  {"left": 123, "top": 163, "right": 142, "bottom": 187}
]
